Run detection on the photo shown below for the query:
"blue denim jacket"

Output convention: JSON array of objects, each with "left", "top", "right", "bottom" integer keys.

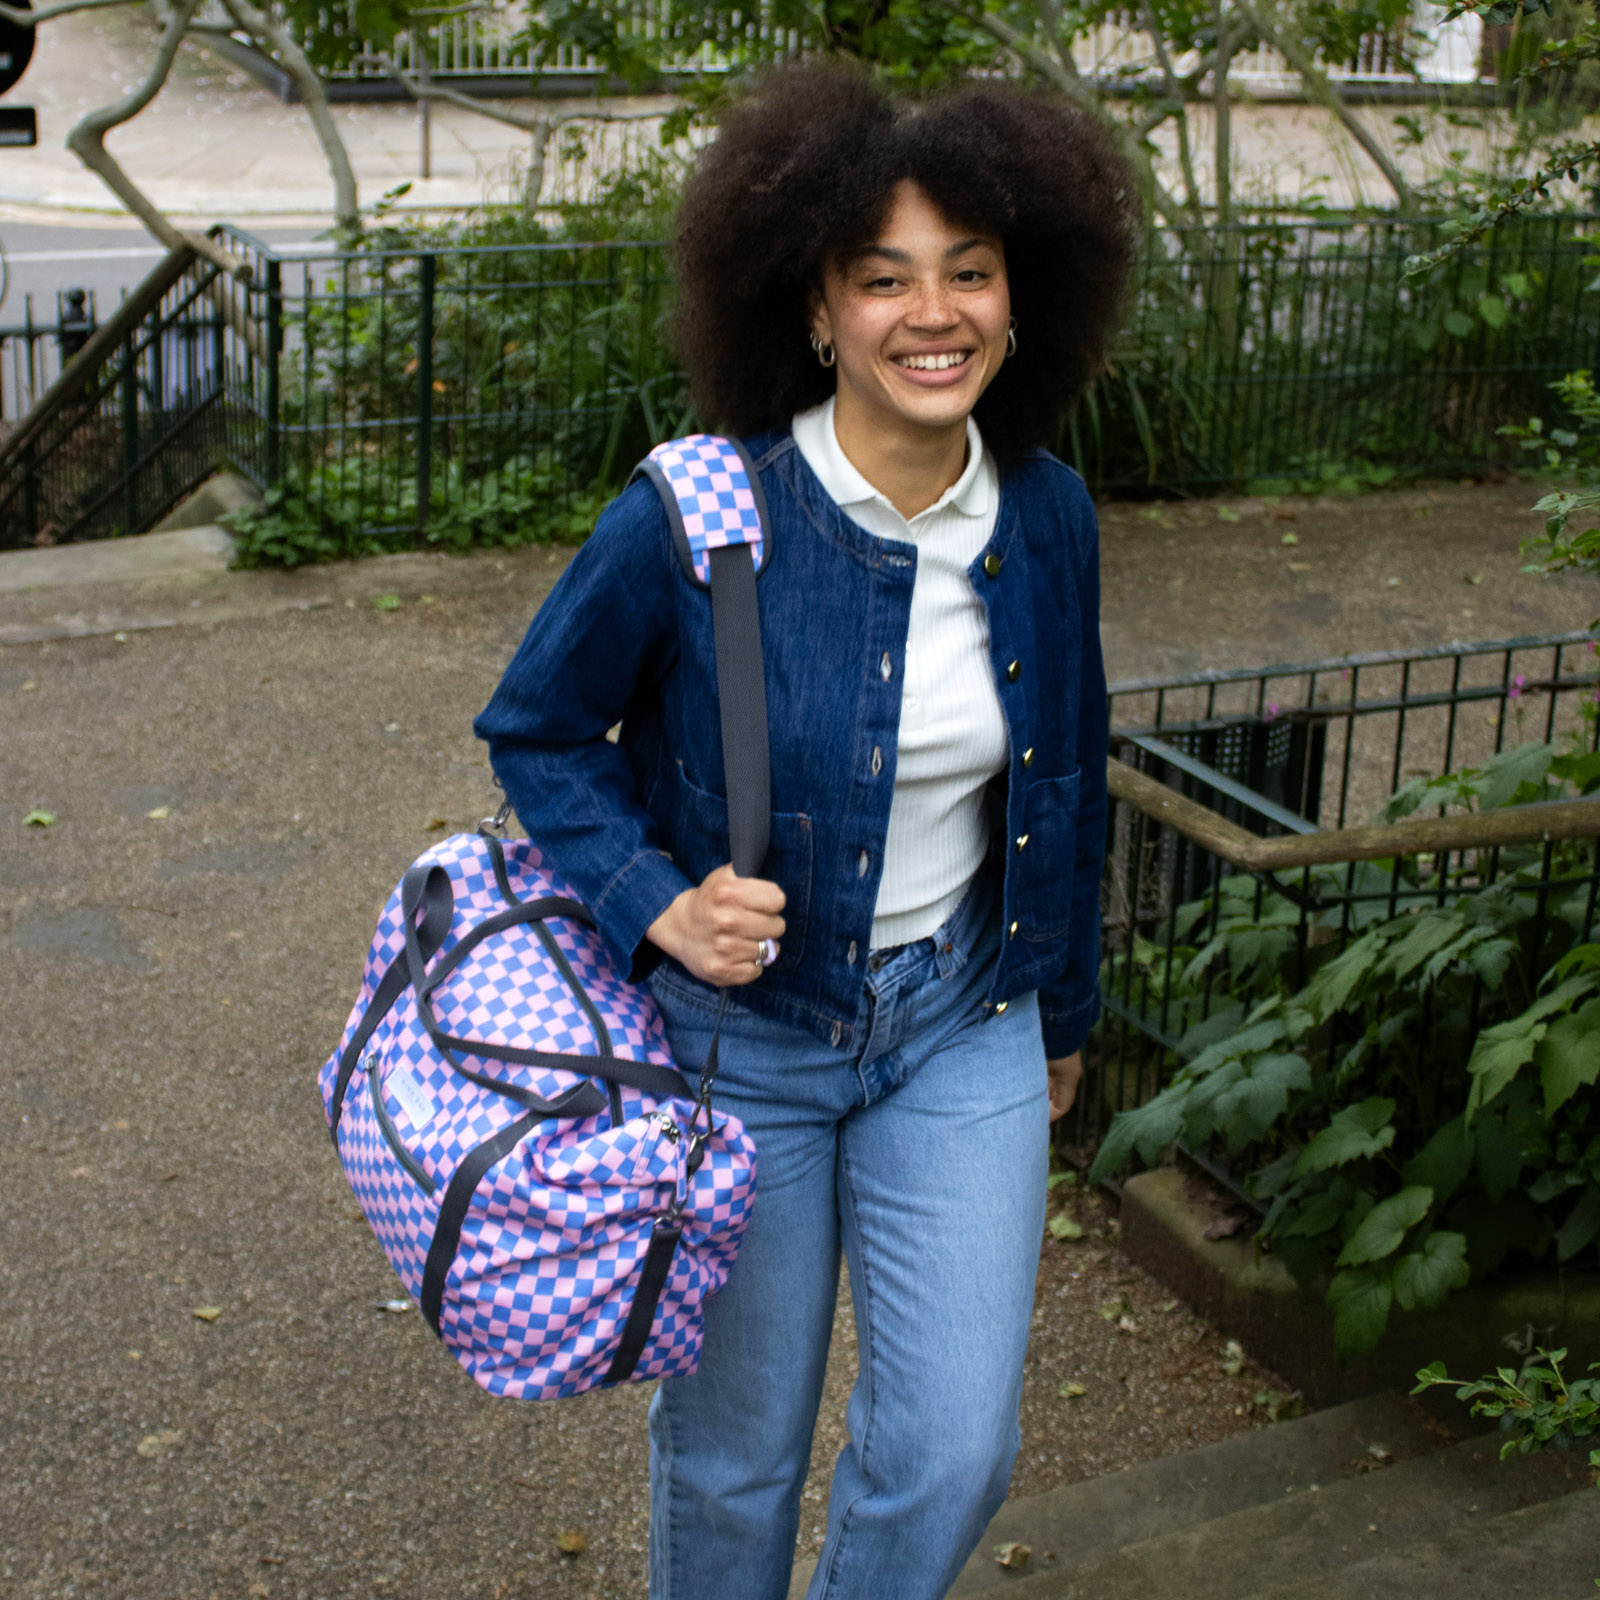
[{"left": 475, "top": 430, "right": 1108, "bottom": 1059}]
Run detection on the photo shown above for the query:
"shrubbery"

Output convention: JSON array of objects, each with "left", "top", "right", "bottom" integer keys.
[{"left": 1091, "top": 739, "right": 1600, "bottom": 1358}]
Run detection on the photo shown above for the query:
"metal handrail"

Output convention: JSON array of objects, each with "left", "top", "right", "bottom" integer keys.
[{"left": 1106, "top": 754, "right": 1600, "bottom": 872}]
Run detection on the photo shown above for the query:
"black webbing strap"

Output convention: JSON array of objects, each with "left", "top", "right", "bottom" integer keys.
[
  {"left": 420, "top": 1107, "right": 541, "bottom": 1334},
  {"left": 604, "top": 1219, "right": 684, "bottom": 1384},
  {"left": 707, "top": 541, "right": 771, "bottom": 881},
  {"left": 399, "top": 864, "right": 694, "bottom": 1110},
  {"left": 328, "top": 879, "right": 454, "bottom": 1141}
]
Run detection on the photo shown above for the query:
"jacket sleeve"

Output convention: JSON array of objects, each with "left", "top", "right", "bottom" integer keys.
[
  {"left": 1038, "top": 493, "right": 1109, "bottom": 1059},
  {"left": 474, "top": 478, "right": 691, "bottom": 981}
]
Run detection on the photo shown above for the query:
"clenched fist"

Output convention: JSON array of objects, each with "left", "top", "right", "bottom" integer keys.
[{"left": 647, "top": 863, "right": 788, "bottom": 987}]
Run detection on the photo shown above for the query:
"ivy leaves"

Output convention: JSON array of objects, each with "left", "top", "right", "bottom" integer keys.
[{"left": 1092, "top": 737, "right": 1600, "bottom": 1362}]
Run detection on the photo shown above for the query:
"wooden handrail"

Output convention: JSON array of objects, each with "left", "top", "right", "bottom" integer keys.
[
  {"left": 0, "top": 242, "right": 197, "bottom": 468},
  {"left": 1106, "top": 755, "right": 1600, "bottom": 872}
]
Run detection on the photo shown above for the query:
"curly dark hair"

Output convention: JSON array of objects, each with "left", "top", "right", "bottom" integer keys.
[{"left": 670, "top": 63, "right": 1142, "bottom": 461}]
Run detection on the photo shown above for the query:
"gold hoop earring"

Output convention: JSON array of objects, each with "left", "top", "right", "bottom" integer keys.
[
  {"left": 1006, "top": 318, "right": 1018, "bottom": 359},
  {"left": 810, "top": 333, "right": 836, "bottom": 369}
]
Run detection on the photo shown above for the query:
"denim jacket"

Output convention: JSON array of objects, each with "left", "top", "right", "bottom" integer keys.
[{"left": 475, "top": 430, "right": 1108, "bottom": 1059}]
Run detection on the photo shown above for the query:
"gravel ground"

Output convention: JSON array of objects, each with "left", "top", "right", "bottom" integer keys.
[{"left": 1, "top": 478, "right": 1593, "bottom": 1600}]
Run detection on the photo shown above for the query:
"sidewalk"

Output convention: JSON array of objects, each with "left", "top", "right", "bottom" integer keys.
[
  {"left": 0, "top": 8, "right": 1546, "bottom": 222},
  {"left": 0, "top": 480, "right": 1593, "bottom": 1599}
]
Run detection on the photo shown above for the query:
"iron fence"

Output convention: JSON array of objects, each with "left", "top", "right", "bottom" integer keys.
[
  {"left": 1066, "top": 631, "right": 1600, "bottom": 1165},
  {"left": 8, "top": 213, "right": 1600, "bottom": 549},
  {"left": 0, "top": 289, "right": 100, "bottom": 432}
]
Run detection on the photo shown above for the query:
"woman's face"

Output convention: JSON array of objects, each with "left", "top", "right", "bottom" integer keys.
[{"left": 810, "top": 180, "right": 1010, "bottom": 442}]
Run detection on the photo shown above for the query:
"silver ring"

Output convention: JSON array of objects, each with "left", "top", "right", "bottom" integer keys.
[{"left": 758, "top": 937, "right": 778, "bottom": 968}]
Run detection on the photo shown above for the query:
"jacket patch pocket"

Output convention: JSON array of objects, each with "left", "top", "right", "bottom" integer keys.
[
  {"left": 1015, "top": 768, "right": 1081, "bottom": 943},
  {"left": 673, "top": 762, "right": 812, "bottom": 971}
]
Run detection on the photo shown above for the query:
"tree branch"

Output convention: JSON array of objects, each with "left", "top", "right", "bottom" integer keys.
[
  {"left": 0, "top": 0, "right": 132, "bottom": 24},
  {"left": 1141, "top": 0, "right": 1203, "bottom": 219},
  {"left": 221, "top": 0, "right": 361, "bottom": 240},
  {"left": 369, "top": 51, "right": 661, "bottom": 211},
  {"left": 1238, "top": 1, "right": 1417, "bottom": 210},
  {"left": 941, "top": 4, "right": 1181, "bottom": 226},
  {"left": 63, "top": 0, "right": 249, "bottom": 280}
]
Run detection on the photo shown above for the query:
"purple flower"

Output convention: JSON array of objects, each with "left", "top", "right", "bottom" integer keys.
[
  {"left": 1265, "top": 702, "right": 1280, "bottom": 723},
  {"left": 1508, "top": 674, "right": 1527, "bottom": 701}
]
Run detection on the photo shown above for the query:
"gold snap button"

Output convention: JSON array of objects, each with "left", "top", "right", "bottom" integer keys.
[
  {"left": 995, "top": 1001, "right": 1008, "bottom": 1014},
  {"left": 1016, "top": 834, "right": 1029, "bottom": 852},
  {"left": 1009, "top": 921, "right": 1018, "bottom": 939},
  {"left": 1022, "top": 747, "right": 1034, "bottom": 768},
  {"left": 983, "top": 553, "right": 1002, "bottom": 579},
  {"left": 1006, "top": 660, "right": 1021, "bottom": 682}
]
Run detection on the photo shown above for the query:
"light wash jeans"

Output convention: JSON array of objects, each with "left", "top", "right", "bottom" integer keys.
[{"left": 645, "top": 871, "right": 1049, "bottom": 1600}]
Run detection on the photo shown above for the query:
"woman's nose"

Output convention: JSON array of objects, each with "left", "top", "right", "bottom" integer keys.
[{"left": 905, "top": 282, "right": 957, "bottom": 329}]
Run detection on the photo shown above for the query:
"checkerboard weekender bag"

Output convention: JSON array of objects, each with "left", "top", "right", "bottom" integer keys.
[{"left": 318, "top": 434, "right": 775, "bottom": 1400}]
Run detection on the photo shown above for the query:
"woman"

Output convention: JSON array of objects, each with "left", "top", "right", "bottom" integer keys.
[{"left": 476, "top": 63, "right": 1138, "bottom": 1600}]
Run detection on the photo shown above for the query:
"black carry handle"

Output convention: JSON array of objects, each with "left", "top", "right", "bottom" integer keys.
[{"left": 400, "top": 864, "right": 696, "bottom": 1113}]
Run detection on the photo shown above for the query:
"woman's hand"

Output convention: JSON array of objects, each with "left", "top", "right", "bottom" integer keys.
[
  {"left": 647, "top": 864, "right": 788, "bottom": 987},
  {"left": 1046, "top": 1052, "right": 1083, "bottom": 1121}
]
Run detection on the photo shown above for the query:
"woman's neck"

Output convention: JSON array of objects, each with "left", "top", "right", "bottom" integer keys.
[{"left": 830, "top": 391, "right": 969, "bottom": 521}]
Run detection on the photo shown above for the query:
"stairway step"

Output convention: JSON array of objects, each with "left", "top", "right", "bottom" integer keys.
[
  {"left": 787, "top": 1392, "right": 1443, "bottom": 1600},
  {"left": 962, "top": 1429, "right": 1589, "bottom": 1600},
  {"left": 1238, "top": 1484, "right": 1600, "bottom": 1600},
  {"left": 942, "top": 1391, "right": 1447, "bottom": 1597}
]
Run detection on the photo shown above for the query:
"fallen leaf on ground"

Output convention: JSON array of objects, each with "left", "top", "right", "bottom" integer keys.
[
  {"left": 1099, "top": 1293, "right": 1134, "bottom": 1322},
  {"left": 1116, "top": 1314, "right": 1139, "bottom": 1334},
  {"left": 146, "top": 806, "right": 170, "bottom": 820},
  {"left": 247, "top": 1584, "right": 270, "bottom": 1598},
  {"left": 554, "top": 1530, "right": 587, "bottom": 1556},
  {"left": 1216, "top": 506, "right": 1242, "bottom": 522},
  {"left": 1160, "top": 1299, "right": 1180, "bottom": 1312},
  {"left": 22, "top": 810, "right": 55, "bottom": 827},
  {"left": 1203, "top": 1213, "right": 1249, "bottom": 1241},
  {"left": 1219, "top": 1338, "right": 1246, "bottom": 1376},
  {"left": 1254, "top": 1389, "right": 1303, "bottom": 1423},
  {"left": 1045, "top": 1170, "right": 1078, "bottom": 1190},
  {"left": 1287, "top": 561, "right": 1313, "bottom": 572},
  {"left": 424, "top": 817, "right": 449, "bottom": 831},
  {"left": 137, "top": 1429, "right": 182, "bottom": 1459},
  {"left": 995, "top": 1542, "right": 1031, "bottom": 1570},
  {"left": 1464, "top": 572, "right": 1483, "bottom": 585},
  {"left": 1058, "top": 1381, "right": 1087, "bottom": 1399},
  {"left": 1280, "top": 531, "right": 1299, "bottom": 546},
  {"left": 1047, "top": 1214, "right": 1084, "bottom": 1242},
  {"left": 372, "top": 594, "right": 402, "bottom": 611},
  {"left": 191, "top": 1306, "right": 223, "bottom": 1323}
]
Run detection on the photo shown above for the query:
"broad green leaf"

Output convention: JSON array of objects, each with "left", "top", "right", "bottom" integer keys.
[
  {"left": 1213, "top": 1053, "right": 1312, "bottom": 1150},
  {"left": 1469, "top": 938, "right": 1515, "bottom": 991},
  {"left": 1466, "top": 1021, "right": 1546, "bottom": 1118},
  {"left": 1047, "top": 1213, "right": 1084, "bottom": 1242},
  {"left": 1276, "top": 1176, "right": 1357, "bottom": 1240},
  {"left": 1477, "top": 293, "right": 1508, "bottom": 329},
  {"left": 1526, "top": 972, "right": 1600, "bottom": 1026},
  {"left": 1393, "top": 1231, "right": 1471, "bottom": 1310},
  {"left": 1474, "top": 741, "right": 1554, "bottom": 811},
  {"left": 1338, "top": 1187, "right": 1433, "bottom": 1266},
  {"left": 1556, "top": 1186, "right": 1600, "bottom": 1263},
  {"left": 1443, "top": 309, "right": 1475, "bottom": 338},
  {"left": 1382, "top": 912, "right": 1465, "bottom": 982},
  {"left": 1089, "top": 1091, "right": 1187, "bottom": 1181},
  {"left": 1304, "top": 930, "right": 1384, "bottom": 1021},
  {"left": 1537, "top": 1000, "right": 1600, "bottom": 1117},
  {"left": 1328, "top": 1266, "right": 1394, "bottom": 1358},
  {"left": 1182, "top": 1060, "right": 1246, "bottom": 1145},
  {"left": 1411, "top": 319, "right": 1440, "bottom": 352},
  {"left": 1295, "top": 1097, "right": 1397, "bottom": 1177},
  {"left": 1403, "top": 1115, "right": 1474, "bottom": 1205}
]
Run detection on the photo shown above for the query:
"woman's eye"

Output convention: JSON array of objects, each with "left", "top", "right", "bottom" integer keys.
[{"left": 954, "top": 269, "right": 989, "bottom": 284}]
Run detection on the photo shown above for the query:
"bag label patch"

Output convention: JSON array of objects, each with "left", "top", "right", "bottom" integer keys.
[{"left": 386, "top": 1061, "right": 434, "bottom": 1130}]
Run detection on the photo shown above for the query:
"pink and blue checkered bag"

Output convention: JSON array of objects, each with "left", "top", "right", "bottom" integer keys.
[{"left": 318, "top": 436, "right": 769, "bottom": 1401}]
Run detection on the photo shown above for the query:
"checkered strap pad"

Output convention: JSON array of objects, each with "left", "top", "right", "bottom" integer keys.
[{"left": 639, "top": 434, "right": 767, "bottom": 585}]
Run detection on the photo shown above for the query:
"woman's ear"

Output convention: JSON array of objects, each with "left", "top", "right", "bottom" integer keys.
[{"left": 807, "top": 287, "right": 833, "bottom": 348}]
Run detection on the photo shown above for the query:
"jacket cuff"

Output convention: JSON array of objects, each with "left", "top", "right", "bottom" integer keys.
[
  {"left": 1040, "top": 989, "right": 1100, "bottom": 1059},
  {"left": 591, "top": 848, "right": 694, "bottom": 985}
]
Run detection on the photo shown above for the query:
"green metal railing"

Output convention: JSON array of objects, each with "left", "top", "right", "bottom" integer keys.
[{"left": 5, "top": 213, "right": 1600, "bottom": 551}]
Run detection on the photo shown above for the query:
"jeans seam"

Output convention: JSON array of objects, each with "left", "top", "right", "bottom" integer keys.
[
  {"left": 817, "top": 1127, "right": 877, "bottom": 1600},
  {"left": 659, "top": 1388, "right": 679, "bottom": 1600}
]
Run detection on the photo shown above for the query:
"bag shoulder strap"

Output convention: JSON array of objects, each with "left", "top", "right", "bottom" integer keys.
[
  {"left": 633, "top": 433, "right": 772, "bottom": 589},
  {"left": 632, "top": 435, "right": 771, "bottom": 881}
]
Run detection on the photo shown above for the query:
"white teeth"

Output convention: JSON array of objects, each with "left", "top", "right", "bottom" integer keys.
[{"left": 897, "top": 352, "right": 969, "bottom": 371}]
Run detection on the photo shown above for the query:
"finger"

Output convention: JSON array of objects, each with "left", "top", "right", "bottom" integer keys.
[{"left": 707, "top": 867, "right": 787, "bottom": 915}]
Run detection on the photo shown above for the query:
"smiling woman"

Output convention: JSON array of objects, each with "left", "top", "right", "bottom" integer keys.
[{"left": 476, "top": 58, "right": 1140, "bottom": 1600}]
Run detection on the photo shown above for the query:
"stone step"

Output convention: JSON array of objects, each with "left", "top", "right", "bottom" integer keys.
[
  {"left": 788, "top": 1391, "right": 1447, "bottom": 1599},
  {"left": 961, "top": 1428, "right": 1589, "bottom": 1600},
  {"left": 1237, "top": 1485, "right": 1600, "bottom": 1600}
]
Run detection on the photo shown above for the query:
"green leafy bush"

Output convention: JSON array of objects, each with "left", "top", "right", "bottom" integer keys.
[{"left": 1090, "top": 740, "right": 1600, "bottom": 1359}]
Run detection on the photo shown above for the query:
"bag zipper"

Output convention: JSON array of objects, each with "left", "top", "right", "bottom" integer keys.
[{"left": 368, "top": 1055, "right": 438, "bottom": 1196}]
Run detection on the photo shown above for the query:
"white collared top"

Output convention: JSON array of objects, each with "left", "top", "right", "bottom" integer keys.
[{"left": 791, "top": 396, "right": 1009, "bottom": 949}]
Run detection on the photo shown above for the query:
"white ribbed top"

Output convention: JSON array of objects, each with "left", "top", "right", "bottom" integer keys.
[{"left": 792, "top": 398, "right": 1009, "bottom": 948}]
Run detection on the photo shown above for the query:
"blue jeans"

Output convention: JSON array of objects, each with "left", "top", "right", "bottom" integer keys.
[{"left": 645, "top": 873, "right": 1049, "bottom": 1600}]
